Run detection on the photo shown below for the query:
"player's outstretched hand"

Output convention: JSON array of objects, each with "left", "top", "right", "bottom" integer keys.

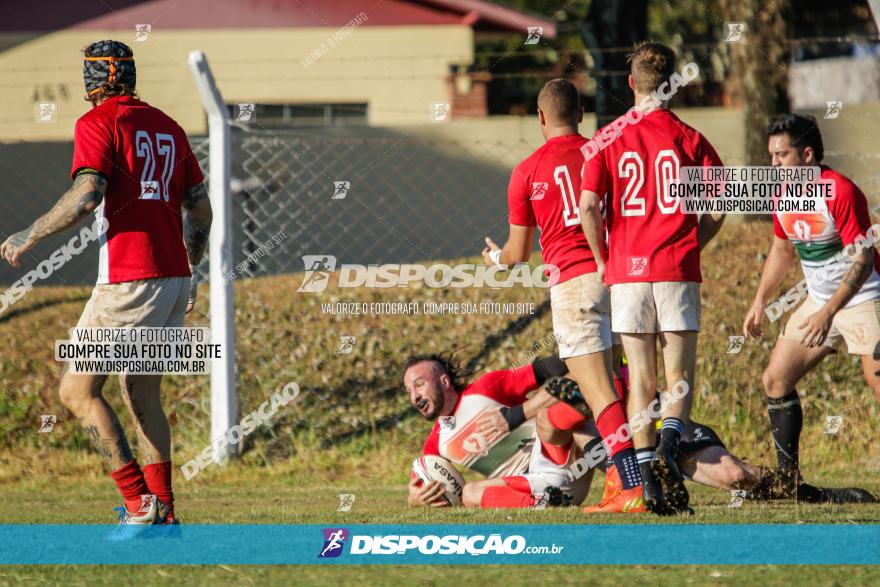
[
  {"left": 476, "top": 409, "right": 509, "bottom": 438},
  {"left": 0, "top": 231, "right": 35, "bottom": 269},
  {"left": 186, "top": 274, "right": 198, "bottom": 314},
  {"left": 798, "top": 308, "right": 832, "bottom": 348},
  {"left": 482, "top": 236, "right": 501, "bottom": 266},
  {"left": 743, "top": 299, "right": 765, "bottom": 339},
  {"left": 407, "top": 477, "right": 448, "bottom": 507}
]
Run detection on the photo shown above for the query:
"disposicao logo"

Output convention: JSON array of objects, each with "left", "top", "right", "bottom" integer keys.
[{"left": 319, "top": 528, "right": 349, "bottom": 558}]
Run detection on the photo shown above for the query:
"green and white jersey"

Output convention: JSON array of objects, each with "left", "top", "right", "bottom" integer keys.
[{"left": 773, "top": 166, "right": 880, "bottom": 308}]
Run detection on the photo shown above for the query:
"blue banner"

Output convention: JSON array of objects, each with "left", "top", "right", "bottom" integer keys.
[{"left": 1, "top": 524, "right": 878, "bottom": 565}]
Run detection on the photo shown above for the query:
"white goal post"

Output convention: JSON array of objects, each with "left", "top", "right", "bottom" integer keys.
[{"left": 187, "top": 50, "right": 238, "bottom": 463}]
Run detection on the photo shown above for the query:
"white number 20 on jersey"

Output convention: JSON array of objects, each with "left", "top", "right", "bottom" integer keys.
[
  {"left": 554, "top": 165, "right": 580, "bottom": 227},
  {"left": 135, "top": 130, "right": 176, "bottom": 202},
  {"left": 619, "top": 150, "right": 681, "bottom": 216}
]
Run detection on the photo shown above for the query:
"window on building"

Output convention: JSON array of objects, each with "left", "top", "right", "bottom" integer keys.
[{"left": 227, "top": 103, "right": 368, "bottom": 127}]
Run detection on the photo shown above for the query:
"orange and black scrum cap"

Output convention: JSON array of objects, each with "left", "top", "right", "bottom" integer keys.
[{"left": 83, "top": 40, "right": 136, "bottom": 97}]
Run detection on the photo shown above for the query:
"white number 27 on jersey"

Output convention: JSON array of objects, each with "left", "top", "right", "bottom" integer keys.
[
  {"left": 554, "top": 165, "right": 580, "bottom": 227},
  {"left": 135, "top": 130, "right": 176, "bottom": 202}
]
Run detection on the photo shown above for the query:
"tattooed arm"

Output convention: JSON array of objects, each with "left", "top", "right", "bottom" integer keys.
[
  {"left": 798, "top": 246, "right": 875, "bottom": 348},
  {"left": 182, "top": 182, "right": 213, "bottom": 312},
  {"left": 1, "top": 173, "right": 106, "bottom": 268},
  {"left": 824, "top": 246, "right": 874, "bottom": 315}
]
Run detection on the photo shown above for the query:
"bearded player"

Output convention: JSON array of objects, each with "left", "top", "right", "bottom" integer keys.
[
  {"left": 482, "top": 78, "right": 645, "bottom": 514},
  {"left": 0, "top": 41, "right": 212, "bottom": 533},
  {"left": 579, "top": 42, "right": 725, "bottom": 514},
  {"left": 743, "top": 113, "right": 880, "bottom": 497},
  {"left": 404, "top": 354, "right": 597, "bottom": 508}
]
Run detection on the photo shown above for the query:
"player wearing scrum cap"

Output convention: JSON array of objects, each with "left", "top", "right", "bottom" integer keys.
[
  {"left": 1, "top": 40, "right": 213, "bottom": 536},
  {"left": 743, "top": 113, "right": 880, "bottom": 498}
]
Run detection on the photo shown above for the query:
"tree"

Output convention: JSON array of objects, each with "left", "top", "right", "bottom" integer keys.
[
  {"left": 581, "top": 0, "right": 649, "bottom": 127},
  {"left": 718, "top": 0, "right": 792, "bottom": 165}
]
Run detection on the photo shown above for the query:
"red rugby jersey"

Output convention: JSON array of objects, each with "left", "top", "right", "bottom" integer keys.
[
  {"left": 508, "top": 133, "right": 598, "bottom": 285},
  {"left": 71, "top": 95, "right": 203, "bottom": 284},
  {"left": 581, "top": 109, "right": 723, "bottom": 284},
  {"left": 422, "top": 364, "right": 537, "bottom": 460}
]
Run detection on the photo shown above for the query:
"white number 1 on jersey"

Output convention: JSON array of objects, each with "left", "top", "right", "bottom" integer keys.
[
  {"left": 135, "top": 130, "right": 176, "bottom": 202},
  {"left": 555, "top": 165, "right": 580, "bottom": 227}
]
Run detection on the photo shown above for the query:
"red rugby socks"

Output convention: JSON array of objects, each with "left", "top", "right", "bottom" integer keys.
[
  {"left": 143, "top": 461, "right": 175, "bottom": 517},
  {"left": 540, "top": 438, "right": 573, "bottom": 466},
  {"left": 546, "top": 401, "right": 587, "bottom": 431},
  {"left": 480, "top": 486, "right": 536, "bottom": 509},
  {"left": 110, "top": 460, "right": 150, "bottom": 513},
  {"left": 595, "top": 399, "right": 642, "bottom": 490}
]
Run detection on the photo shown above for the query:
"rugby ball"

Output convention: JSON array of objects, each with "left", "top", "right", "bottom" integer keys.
[{"left": 412, "top": 455, "right": 464, "bottom": 506}]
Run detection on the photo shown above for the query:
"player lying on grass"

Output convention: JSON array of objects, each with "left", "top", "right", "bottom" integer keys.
[
  {"left": 403, "top": 353, "right": 596, "bottom": 508},
  {"left": 1, "top": 40, "right": 212, "bottom": 536},
  {"left": 546, "top": 377, "right": 876, "bottom": 504},
  {"left": 743, "top": 113, "right": 880, "bottom": 499},
  {"left": 482, "top": 77, "right": 646, "bottom": 514},
  {"left": 404, "top": 353, "right": 875, "bottom": 508}
]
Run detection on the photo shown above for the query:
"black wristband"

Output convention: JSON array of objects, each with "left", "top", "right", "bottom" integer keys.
[
  {"left": 500, "top": 404, "right": 527, "bottom": 431},
  {"left": 73, "top": 167, "right": 107, "bottom": 181},
  {"left": 532, "top": 355, "right": 567, "bottom": 385}
]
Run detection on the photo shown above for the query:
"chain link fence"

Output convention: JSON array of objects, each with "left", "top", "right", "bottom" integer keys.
[
  {"left": 220, "top": 126, "right": 537, "bottom": 277},
  {"left": 4, "top": 121, "right": 878, "bottom": 329},
  {"left": 0, "top": 125, "right": 540, "bottom": 322}
]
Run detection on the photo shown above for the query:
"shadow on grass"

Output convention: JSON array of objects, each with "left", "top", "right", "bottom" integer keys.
[{"left": 0, "top": 293, "right": 90, "bottom": 324}]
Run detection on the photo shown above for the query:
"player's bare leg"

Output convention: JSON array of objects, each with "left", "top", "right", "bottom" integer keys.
[
  {"left": 619, "top": 333, "right": 669, "bottom": 513},
  {"left": 648, "top": 330, "right": 698, "bottom": 513},
  {"left": 58, "top": 370, "right": 152, "bottom": 515},
  {"left": 658, "top": 330, "right": 697, "bottom": 424},
  {"left": 462, "top": 478, "right": 508, "bottom": 508},
  {"left": 678, "top": 445, "right": 763, "bottom": 491},
  {"left": 762, "top": 338, "right": 833, "bottom": 495},
  {"left": 566, "top": 351, "right": 619, "bottom": 414},
  {"left": 119, "top": 374, "right": 171, "bottom": 462},
  {"left": 859, "top": 352, "right": 880, "bottom": 401},
  {"left": 59, "top": 371, "right": 132, "bottom": 469},
  {"left": 539, "top": 351, "right": 645, "bottom": 513},
  {"left": 119, "top": 373, "right": 176, "bottom": 522},
  {"left": 619, "top": 334, "right": 658, "bottom": 450}
]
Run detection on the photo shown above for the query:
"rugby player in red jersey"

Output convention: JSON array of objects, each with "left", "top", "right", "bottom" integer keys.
[
  {"left": 1, "top": 40, "right": 213, "bottom": 534},
  {"left": 405, "top": 356, "right": 878, "bottom": 508},
  {"left": 482, "top": 79, "right": 646, "bottom": 514},
  {"left": 579, "top": 42, "right": 725, "bottom": 514},
  {"left": 403, "top": 354, "right": 597, "bottom": 508},
  {"left": 743, "top": 114, "right": 880, "bottom": 497}
]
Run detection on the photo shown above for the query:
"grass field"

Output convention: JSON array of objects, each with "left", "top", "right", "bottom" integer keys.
[
  {"left": 2, "top": 223, "right": 880, "bottom": 583},
  {"left": 4, "top": 565, "right": 880, "bottom": 587},
  {"left": 3, "top": 466, "right": 880, "bottom": 585}
]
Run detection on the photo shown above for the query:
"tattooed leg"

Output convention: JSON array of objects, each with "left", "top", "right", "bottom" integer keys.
[
  {"left": 58, "top": 371, "right": 134, "bottom": 470},
  {"left": 119, "top": 373, "right": 171, "bottom": 464}
]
